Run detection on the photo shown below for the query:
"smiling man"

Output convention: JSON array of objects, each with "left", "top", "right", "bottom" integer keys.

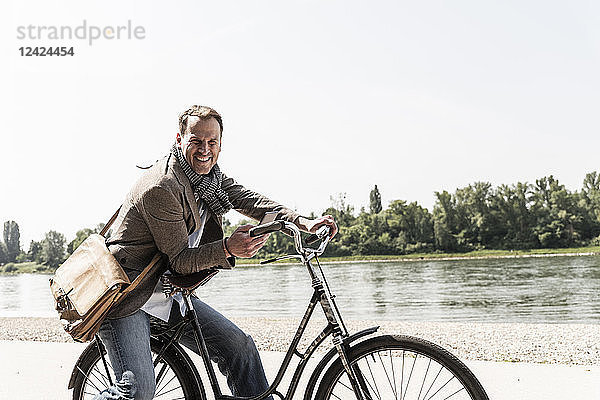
[
  {"left": 177, "top": 113, "right": 221, "bottom": 175},
  {"left": 95, "top": 105, "right": 337, "bottom": 400}
]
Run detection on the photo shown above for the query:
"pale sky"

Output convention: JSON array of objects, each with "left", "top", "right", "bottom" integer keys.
[{"left": 1, "top": 0, "right": 599, "bottom": 247}]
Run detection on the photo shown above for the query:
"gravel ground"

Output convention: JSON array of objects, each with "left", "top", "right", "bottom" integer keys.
[{"left": 1, "top": 316, "right": 598, "bottom": 365}]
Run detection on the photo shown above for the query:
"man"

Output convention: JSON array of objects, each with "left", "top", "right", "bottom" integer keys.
[{"left": 95, "top": 105, "right": 337, "bottom": 400}]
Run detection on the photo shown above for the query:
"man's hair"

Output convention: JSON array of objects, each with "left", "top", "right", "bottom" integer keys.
[{"left": 179, "top": 105, "right": 223, "bottom": 136}]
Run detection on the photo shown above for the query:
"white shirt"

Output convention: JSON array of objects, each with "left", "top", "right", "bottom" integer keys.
[{"left": 140, "top": 202, "right": 208, "bottom": 321}]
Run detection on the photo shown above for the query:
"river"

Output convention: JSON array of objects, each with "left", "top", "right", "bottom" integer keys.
[{"left": 1, "top": 255, "right": 599, "bottom": 323}]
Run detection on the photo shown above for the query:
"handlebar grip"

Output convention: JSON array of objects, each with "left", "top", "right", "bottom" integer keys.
[{"left": 248, "top": 220, "right": 285, "bottom": 237}]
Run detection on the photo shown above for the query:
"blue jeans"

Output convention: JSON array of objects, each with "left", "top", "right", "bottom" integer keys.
[{"left": 94, "top": 298, "right": 271, "bottom": 400}]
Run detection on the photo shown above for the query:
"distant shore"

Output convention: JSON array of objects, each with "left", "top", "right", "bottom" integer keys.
[
  {"left": 236, "top": 246, "right": 600, "bottom": 266},
  {"left": 239, "top": 249, "right": 600, "bottom": 266},
  {"left": 3, "top": 246, "right": 599, "bottom": 274},
  {"left": 1, "top": 316, "right": 598, "bottom": 365}
]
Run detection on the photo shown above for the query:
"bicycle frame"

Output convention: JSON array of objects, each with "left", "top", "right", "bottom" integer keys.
[{"left": 94, "top": 222, "right": 376, "bottom": 400}]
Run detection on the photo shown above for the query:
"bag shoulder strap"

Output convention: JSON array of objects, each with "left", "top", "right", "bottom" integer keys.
[
  {"left": 100, "top": 207, "right": 122, "bottom": 237},
  {"left": 120, "top": 253, "right": 163, "bottom": 297},
  {"left": 99, "top": 206, "right": 163, "bottom": 296}
]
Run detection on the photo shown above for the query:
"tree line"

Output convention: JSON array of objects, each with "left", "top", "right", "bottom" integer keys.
[
  {"left": 2, "top": 171, "right": 599, "bottom": 270},
  {"left": 242, "top": 172, "right": 600, "bottom": 258},
  {"left": 0, "top": 222, "right": 104, "bottom": 271},
  {"left": 319, "top": 172, "right": 600, "bottom": 257}
]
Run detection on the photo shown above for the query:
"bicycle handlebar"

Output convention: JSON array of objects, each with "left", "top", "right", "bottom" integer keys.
[
  {"left": 248, "top": 220, "right": 331, "bottom": 259},
  {"left": 248, "top": 220, "right": 285, "bottom": 237}
]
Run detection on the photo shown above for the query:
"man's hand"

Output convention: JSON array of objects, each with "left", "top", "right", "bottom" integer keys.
[
  {"left": 225, "top": 224, "right": 271, "bottom": 258},
  {"left": 297, "top": 215, "right": 338, "bottom": 238}
]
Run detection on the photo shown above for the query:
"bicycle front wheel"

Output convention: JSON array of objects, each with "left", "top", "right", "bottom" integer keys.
[
  {"left": 71, "top": 337, "right": 205, "bottom": 400},
  {"left": 316, "top": 335, "right": 489, "bottom": 400}
]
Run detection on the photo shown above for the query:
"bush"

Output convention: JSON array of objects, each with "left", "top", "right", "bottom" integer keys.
[
  {"left": 16, "top": 253, "right": 29, "bottom": 263},
  {"left": 3, "top": 264, "right": 17, "bottom": 273}
]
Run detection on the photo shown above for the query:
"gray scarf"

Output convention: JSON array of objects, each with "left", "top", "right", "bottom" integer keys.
[{"left": 171, "top": 143, "right": 233, "bottom": 216}]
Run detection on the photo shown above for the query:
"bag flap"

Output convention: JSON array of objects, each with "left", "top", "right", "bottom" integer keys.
[{"left": 52, "top": 234, "right": 130, "bottom": 315}]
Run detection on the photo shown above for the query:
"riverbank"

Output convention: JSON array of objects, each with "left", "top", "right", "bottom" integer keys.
[
  {"left": 237, "top": 245, "right": 600, "bottom": 265},
  {"left": 4, "top": 245, "right": 599, "bottom": 274},
  {"left": 2, "top": 316, "right": 598, "bottom": 365},
  {"left": 240, "top": 249, "right": 600, "bottom": 265}
]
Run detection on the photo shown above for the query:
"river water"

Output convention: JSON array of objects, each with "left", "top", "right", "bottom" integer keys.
[{"left": 1, "top": 256, "right": 599, "bottom": 323}]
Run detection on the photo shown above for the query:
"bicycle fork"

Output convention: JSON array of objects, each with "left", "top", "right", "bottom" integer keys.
[{"left": 315, "top": 280, "right": 372, "bottom": 400}]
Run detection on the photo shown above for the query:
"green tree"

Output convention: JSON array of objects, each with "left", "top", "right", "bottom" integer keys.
[
  {"left": 41, "top": 231, "right": 66, "bottom": 270},
  {"left": 582, "top": 171, "right": 600, "bottom": 211},
  {"left": 385, "top": 200, "right": 434, "bottom": 253},
  {"left": 369, "top": 185, "right": 383, "bottom": 214},
  {"left": 580, "top": 171, "right": 600, "bottom": 240},
  {"left": 432, "top": 190, "right": 458, "bottom": 251},
  {"left": 324, "top": 193, "right": 356, "bottom": 227},
  {"left": 0, "top": 242, "right": 7, "bottom": 264},
  {"left": 3, "top": 221, "right": 21, "bottom": 262},
  {"left": 452, "top": 182, "right": 497, "bottom": 249},
  {"left": 531, "top": 176, "right": 582, "bottom": 248},
  {"left": 67, "top": 228, "right": 96, "bottom": 254},
  {"left": 27, "top": 240, "right": 43, "bottom": 263},
  {"left": 489, "top": 183, "right": 536, "bottom": 248}
]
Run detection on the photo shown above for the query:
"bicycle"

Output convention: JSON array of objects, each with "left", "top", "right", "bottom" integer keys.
[{"left": 68, "top": 220, "right": 490, "bottom": 400}]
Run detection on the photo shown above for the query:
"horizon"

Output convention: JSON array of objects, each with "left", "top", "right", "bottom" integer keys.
[{"left": 3, "top": 168, "right": 599, "bottom": 249}]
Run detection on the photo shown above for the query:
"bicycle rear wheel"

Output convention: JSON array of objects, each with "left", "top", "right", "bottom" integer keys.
[
  {"left": 71, "top": 337, "right": 205, "bottom": 400},
  {"left": 316, "top": 335, "right": 488, "bottom": 400}
]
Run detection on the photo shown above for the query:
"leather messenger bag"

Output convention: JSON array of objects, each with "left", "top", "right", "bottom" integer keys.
[{"left": 50, "top": 208, "right": 161, "bottom": 342}]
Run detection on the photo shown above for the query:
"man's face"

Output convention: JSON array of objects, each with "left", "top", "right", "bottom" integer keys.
[{"left": 177, "top": 116, "right": 222, "bottom": 175}]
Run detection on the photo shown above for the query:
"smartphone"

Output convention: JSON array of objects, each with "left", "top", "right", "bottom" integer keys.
[{"left": 259, "top": 211, "right": 279, "bottom": 225}]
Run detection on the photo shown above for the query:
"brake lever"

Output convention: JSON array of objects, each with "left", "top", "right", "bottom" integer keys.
[
  {"left": 259, "top": 254, "right": 303, "bottom": 265},
  {"left": 305, "top": 225, "right": 331, "bottom": 245}
]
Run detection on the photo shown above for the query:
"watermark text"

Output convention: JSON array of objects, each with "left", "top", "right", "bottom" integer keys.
[{"left": 16, "top": 20, "right": 145, "bottom": 46}]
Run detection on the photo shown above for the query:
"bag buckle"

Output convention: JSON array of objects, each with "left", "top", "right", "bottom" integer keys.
[{"left": 55, "top": 288, "right": 74, "bottom": 312}]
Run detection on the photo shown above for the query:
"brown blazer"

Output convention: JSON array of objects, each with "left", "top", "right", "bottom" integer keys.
[{"left": 107, "top": 153, "right": 300, "bottom": 318}]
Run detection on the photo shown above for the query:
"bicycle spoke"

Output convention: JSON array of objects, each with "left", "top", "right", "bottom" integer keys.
[
  {"left": 337, "top": 380, "right": 353, "bottom": 392},
  {"left": 377, "top": 351, "right": 398, "bottom": 399},
  {"left": 89, "top": 366, "right": 110, "bottom": 389},
  {"left": 155, "top": 362, "right": 170, "bottom": 390},
  {"left": 155, "top": 384, "right": 185, "bottom": 397},
  {"left": 77, "top": 365, "right": 101, "bottom": 393},
  {"left": 440, "top": 387, "right": 465, "bottom": 400},
  {"left": 89, "top": 365, "right": 108, "bottom": 387},
  {"left": 421, "top": 365, "right": 443, "bottom": 400},
  {"left": 401, "top": 352, "right": 417, "bottom": 400},
  {"left": 417, "top": 358, "right": 432, "bottom": 400},
  {"left": 400, "top": 350, "right": 405, "bottom": 400},
  {"left": 425, "top": 375, "right": 456, "bottom": 400},
  {"left": 353, "top": 363, "right": 376, "bottom": 400},
  {"left": 363, "top": 356, "right": 382, "bottom": 400},
  {"left": 389, "top": 349, "right": 398, "bottom": 399},
  {"left": 330, "top": 392, "right": 343, "bottom": 400},
  {"left": 155, "top": 373, "right": 179, "bottom": 396},
  {"left": 333, "top": 366, "right": 376, "bottom": 400}
]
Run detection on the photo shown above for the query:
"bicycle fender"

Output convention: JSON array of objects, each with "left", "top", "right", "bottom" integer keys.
[
  {"left": 68, "top": 341, "right": 97, "bottom": 389},
  {"left": 303, "top": 326, "right": 379, "bottom": 400}
]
